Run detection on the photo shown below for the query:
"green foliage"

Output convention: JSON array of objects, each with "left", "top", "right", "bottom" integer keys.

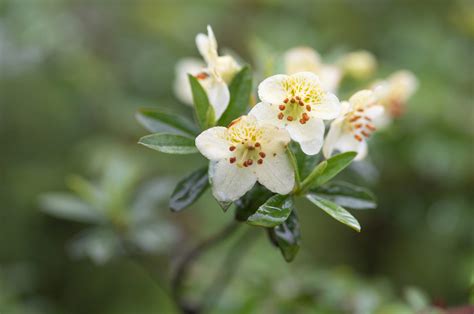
[
  {"left": 235, "top": 184, "right": 274, "bottom": 222},
  {"left": 189, "top": 74, "right": 216, "bottom": 130},
  {"left": 246, "top": 194, "right": 294, "bottom": 228},
  {"left": 39, "top": 193, "right": 105, "bottom": 223},
  {"left": 306, "top": 194, "right": 361, "bottom": 232},
  {"left": 169, "top": 167, "right": 209, "bottom": 212},
  {"left": 312, "top": 181, "right": 376, "bottom": 210},
  {"left": 138, "top": 133, "right": 198, "bottom": 154},
  {"left": 268, "top": 210, "right": 301, "bottom": 262},
  {"left": 136, "top": 108, "right": 198, "bottom": 136},
  {"left": 217, "top": 65, "right": 253, "bottom": 126}
]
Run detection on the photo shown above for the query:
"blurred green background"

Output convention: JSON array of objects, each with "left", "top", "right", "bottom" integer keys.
[{"left": 1, "top": 0, "right": 473, "bottom": 313}]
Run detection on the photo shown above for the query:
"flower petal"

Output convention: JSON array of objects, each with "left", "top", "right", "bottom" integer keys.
[
  {"left": 312, "top": 93, "right": 341, "bottom": 120},
  {"left": 196, "top": 25, "right": 218, "bottom": 65},
  {"left": 286, "top": 118, "right": 325, "bottom": 143},
  {"left": 333, "top": 133, "right": 368, "bottom": 161},
  {"left": 173, "top": 58, "right": 206, "bottom": 105},
  {"left": 209, "top": 160, "right": 257, "bottom": 202},
  {"left": 284, "top": 47, "right": 321, "bottom": 74},
  {"left": 195, "top": 127, "right": 231, "bottom": 160},
  {"left": 258, "top": 74, "right": 288, "bottom": 104},
  {"left": 248, "top": 102, "right": 281, "bottom": 126},
  {"left": 319, "top": 65, "right": 342, "bottom": 93},
  {"left": 365, "top": 105, "right": 384, "bottom": 120},
  {"left": 206, "top": 78, "right": 230, "bottom": 120},
  {"left": 322, "top": 118, "right": 344, "bottom": 159},
  {"left": 255, "top": 152, "right": 295, "bottom": 195}
]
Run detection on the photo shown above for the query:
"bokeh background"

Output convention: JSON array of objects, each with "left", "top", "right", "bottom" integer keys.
[{"left": 1, "top": 0, "right": 473, "bottom": 313}]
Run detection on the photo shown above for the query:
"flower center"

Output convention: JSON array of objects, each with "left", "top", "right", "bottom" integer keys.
[
  {"left": 226, "top": 118, "right": 267, "bottom": 167},
  {"left": 276, "top": 96, "right": 312, "bottom": 124},
  {"left": 344, "top": 107, "right": 377, "bottom": 142}
]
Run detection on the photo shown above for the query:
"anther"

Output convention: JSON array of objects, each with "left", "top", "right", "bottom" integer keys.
[
  {"left": 246, "top": 159, "right": 253, "bottom": 166},
  {"left": 302, "top": 113, "right": 309, "bottom": 121},
  {"left": 229, "top": 157, "right": 236, "bottom": 163},
  {"left": 361, "top": 131, "right": 370, "bottom": 137},
  {"left": 278, "top": 113, "right": 284, "bottom": 120},
  {"left": 283, "top": 98, "right": 289, "bottom": 103},
  {"left": 255, "top": 142, "right": 261, "bottom": 147},
  {"left": 298, "top": 100, "right": 304, "bottom": 106},
  {"left": 349, "top": 116, "right": 361, "bottom": 122},
  {"left": 354, "top": 123, "right": 363, "bottom": 129},
  {"left": 366, "top": 124, "right": 376, "bottom": 131},
  {"left": 364, "top": 116, "right": 372, "bottom": 121},
  {"left": 259, "top": 152, "right": 266, "bottom": 158},
  {"left": 287, "top": 116, "right": 294, "bottom": 121},
  {"left": 229, "top": 146, "right": 236, "bottom": 151},
  {"left": 357, "top": 108, "right": 364, "bottom": 112},
  {"left": 290, "top": 98, "right": 295, "bottom": 103},
  {"left": 306, "top": 105, "right": 311, "bottom": 111},
  {"left": 299, "top": 119, "right": 306, "bottom": 124},
  {"left": 257, "top": 159, "right": 263, "bottom": 165},
  {"left": 295, "top": 96, "right": 301, "bottom": 101},
  {"left": 354, "top": 134, "right": 363, "bottom": 142},
  {"left": 243, "top": 161, "right": 248, "bottom": 167},
  {"left": 279, "top": 105, "right": 286, "bottom": 111},
  {"left": 196, "top": 72, "right": 209, "bottom": 80}
]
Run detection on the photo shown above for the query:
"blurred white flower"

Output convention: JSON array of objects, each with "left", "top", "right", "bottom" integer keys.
[
  {"left": 371, "top": 70, "right": 418, "bottom": 128},
  {"left": 338, "top": 50, "right": 377, "bottom": 80},
  {"left": 249, "top": 72, "right": 340, "bottom": 155},
  {"left": 323, "top": 90, "right": 384, "bottom": 161},
  {"left": 173, "top": 25, "right": 241, "bottom": 119},
  {"left": 284, "top": 46, "right": 343, "bottom": 93},
  {"left": 195, "top": 115, "right": 294, "bottom": 202}
]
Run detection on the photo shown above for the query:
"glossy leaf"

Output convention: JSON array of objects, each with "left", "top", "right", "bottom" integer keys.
[
  {"left": 218, "top": 65, "right": 253, "bottom": 126},
  {"left": 312, "top": 181, "right": 376, "bottom": 210},
  {"left": 235, "top": 184, "right": 274, "bottom": 222},
  {"left": 39, "top": 193, "right": 105, "bottom": 223},
  {"left": 268, "top": 210, "right": 301, "bottom": 262},
  {"left": 289, "top": 141, "right": 321, "bottom": 179},
  {"left": 169, "top": 167, "right": 209, "bottom": 212},
  {"left": 188, "top": 74, "right": 215, "bottom": 129},
  {"left": 247, "top": 194, "right": 293, "bottom": 228},
  {"left": 306, "top": 194, "right": 361, "bottom": 232},
  {"left": 138, "top": 133, "right": 198, "bottom": 154},
  {"left": 135, "top": 108, "right": 197, "bottom": 136}
]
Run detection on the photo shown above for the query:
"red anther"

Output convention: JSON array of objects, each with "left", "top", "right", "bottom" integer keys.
[
  {"left": 287, "top": 116, "right": 294, "bottom": 121},
  {"left": 255, "top": 142, "right": 261, "bottom": 147},
  {"left": 290, "top": 98, "right": 296, "bottom": 103},
  {"left": 354, "top": 134, "right": 363, "bottom": 142},
  {"left": 366, "top": 124, "right": 376, "bottom": 131},
  {"left": 246, "top": 159, "right": 253, "bottom": 166},
  {"left": 299, "top": 119, "right": 306, "bottom": 124},
  {"left": 349, "top": 116, "right": 361, "bottom": 122},
  {"left": 243, "top": 161, "right": 248, "bottom": 167},
  {"left": 364, "top": 116, "right": 372, "bottom": 121},
  {"left": 357, "top": 108, "right": 364, "bottom": 112},
  {"left": 354, "top": 123, "right": 363, "bottom": 129},
  {"left": 295, "top": 96, "right": 301, "bottom": 100},
  {"left": 306, "top": 105, "right": 311, "bottom": 111},
  {"left": 279, "top": 105, "right": 286, "bottom": 110},
  {"left": 229, "top": 146, "right": 236, "bottom": 151},
  {"left": 283, "top": 98, "right": 289, "bottom": 103},
  {"left": 196, "top": 72, "right": 209, "bottom": 80},
  {"left": 298, "top": 100, "right": 304, "bottom": 106},
  {"left": 278, "top": 113, "right": 284, "bottom": 120},
  {"left": 229, "top": 157, "right": 236, "bottom": 163},
  {"left": 259, "top": 152, "right": 266, "bottom": 158},
  {"left": 302, "top": 113, "right": 309, "bottom": 121},
  {"left": 361, "top": 131, "right": 370, "bottom": 137},
  {"left": 257, "top": 159, "right": 263, "bottom": 165}
]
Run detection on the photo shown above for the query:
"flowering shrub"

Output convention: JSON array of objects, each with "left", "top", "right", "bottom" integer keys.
[{"left": 136, "top": 25, "right": 418, "bottom": 262}]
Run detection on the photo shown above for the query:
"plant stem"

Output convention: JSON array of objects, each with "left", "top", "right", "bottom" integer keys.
[{"left": 171, "top": 220, "right": 240, "bottom": 314}]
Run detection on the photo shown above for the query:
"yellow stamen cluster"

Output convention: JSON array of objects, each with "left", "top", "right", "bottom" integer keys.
[
  {"left": 226, "top": 118, "right": 267, "bottom": 167},
  {"left": 345, "top": 107, "right": 376, "bottom": 142}
]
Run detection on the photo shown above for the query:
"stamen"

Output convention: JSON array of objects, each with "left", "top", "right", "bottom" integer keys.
[
  {"left": 259, "top": 152, "right": 266, "bottom": 158},
  {"left": 196, "top": 72, "right": 209, "bottom": 80},
  {"left": 302, "top": 113, "right": 309, "bottom": 121},
  {"left": 366, "top": 124, "right": 376, "bottom": 131},
  {"left": 257, "top": 159, "right": 263, "bottom": 165},
  {"left": 287, "top": 116, "right": 294, "bottom": 121},
  {"left": 246, "top": 159, "right": 253, "bottom": 166},
  {"left": 354, "top": 123, "right": 363, "bottom": 129},
  {"left": 298, "top": 100, "right": 304, "bottom": 106},
  {"left": 290, "top": 98, "right": 296, "bottom": 103},
  {"left": 364, "top": 116, "right": 372, "bottom": 121},
  {"left": 299, "top": 119, "right": 306, "bottom": 124},
  {"left": 295, "top": 96, "right": 301, "bottom": 101},
  {"left": 354, "top": 134, "right": 363, "bottom": 142},
  {"left": 306, "top": 105, "right": 311, "bottom": 111},
  {"left": 255, "top": 142, "right": 261, "bottom": 147},
  {"left": 229, "top": 157, "right": 236, "bottom": 163},
  {"left": 357, "top": 108, "right": 364, "bottom": 112},
  {"left": 349, "top": 116, "right": 361, "bottom": 122},
  {"left": 283, "top": 98, "right": 289, "bottom": 103},
  {"left": 278, "top": 113, "right": 284, "bottom": 120},
  {"left": 361, "top": 131, "right": 370, "bottom": 137},
  {"left": 279, "top": 105, "right": 286, "bottom": 110},
  {"left": 243, "top": 160, "right": 248, "bottom": 167},
  {"left": 229, "top": 146, "right": 236, "bottom": 151}
]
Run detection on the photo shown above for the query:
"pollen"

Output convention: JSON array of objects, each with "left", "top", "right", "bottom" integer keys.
[
  {"left": 279, "top": 105, "right": 286, "bottom": 111},
  {"left": 278, "top": 112, "right": 284, "bottom": 120},
  {"left": 354, "top": 134, "right": 363, "bottom": 142},
  {"left": 259, "top": 152, "right": 266, "bottom": 158},
  {"left": 229, "top": 146, "right": 236, "bottom": 151},
  {"left": 229, "top": 157, "right": 236, "bottom": 163},
  {"left": 287, "top": 116, "right": 294, "bottom": 121},
  {"left": 257, "top": 159, "right": 263, "bottom": 165},
  {"left": 306, "top": 105, "right": 311, "bottom": 111}
]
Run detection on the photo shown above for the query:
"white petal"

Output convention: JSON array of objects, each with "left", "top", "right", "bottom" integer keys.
[
  {"left": 255, "top": 153, "right": 295, "bottom": 195},
  {"left": 248, "top": 102, "right": 281, "bottom": 126},
  {"left": 349, "top": 89, "right": 375, "bottom": 108},
  {"left": 215, "top": 55, "right": 241, "bottom": 83},
  {"left": 299, "top": 136, "right": 324, "bottom": 155},
  {"left": 333, "top": 133, "right": 368, "bottom": 161},
  {"left": 322, "top": 119, "right": 344, "bottom": 159},
  {"left": 196, "top": 26, "right": 218, "bottom": 66},
  {"left": 290, "top": 71, "right": 321, "bottom": 86},
  {"left": 284, "top": 46, "right": 321, "bottom": 74},
  {"left": 195, "top": 127, "right": 231, "bottom": 160},
  {"left": 312, "top": 93, "right": 341, "bottom": 120},
  {"left": 258, "top": 74, "right": 288, "bottom": 104},
  {"left": 286, "top": 118, "right": 325, "bottom": 143},
  {"left": 209, "top": 160, "right": 257, "bottom": 202},
  {"left": 372, "top": 111, "right": 392, "bottom": 129},
  {"left": 365, "top": 105, "right": 385, "bottom": 120},
  {"left": 207, "top": 78, "right": 230, "bottom": 120},
  {"left": 259, "top": 124, "right": 291, "bottom": 153},
  {"left": 173, "top": 58, "right": 206, "bottom": 106}
]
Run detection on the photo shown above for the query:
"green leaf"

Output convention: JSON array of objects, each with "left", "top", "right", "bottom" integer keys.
[
  {"left": 235, "top": 184, "right": 274, "bottom": 222},
  {"left": 306, "top": 194, "right": 361, "bottom": 232},
  {"left": 312, "top": 181, "right": 376, "bottom": 210},
  {"left": 188, "top": 74, "right": 215, "bottom": 129},
  {"left": 268, "top": 210, "right": 301, "bottom": 262},
  {"left": 170, "top": 167, "right": 209, "bottom": 212},
  {"left": 300, "top": 151, "right": 356, "bottom": 192},
  {"left": 138, "top": 133, "right": 198, "bottom": 154},
  {"left": 247, "top": 194, "right": 293, "bottom": 228},
  {"left": 289, "top": 141, "right": 321, "bottom": 179},
  {"left": 39, "top": 193, "right": 105, "bottom": 223},
  {"left": 135, "top": 108, "right": 198, "bottom": 136},
  {"left": 217, "top": 65, "right": 253, "bottom": 126}
]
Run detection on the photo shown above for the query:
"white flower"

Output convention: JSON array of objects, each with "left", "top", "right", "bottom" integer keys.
[
  {"left": 249, "top": 72, "right": 341, "bottom": 155},
  {"left": 371, "top": 70, "right": 418, "bottom": 128},
  {"left": 284, "top": 47, "right": 343, "bottom": 93},
  {"left": 338, "top": 50, "right": 377, "bottom": 80},
  {"left": 323, "top": 90, "right": 384, "bottom": 161},
  {"left": 173, "top": 26, "right": 241, "bottom": 119},
  {"left": 195, "top": 115, "right": 295, "bottom": 202}
]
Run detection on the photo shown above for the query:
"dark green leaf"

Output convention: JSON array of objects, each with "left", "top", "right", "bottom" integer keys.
[
  {"left": 39, "top": 193, "right": 105, "bottom": 223},
  {"left": 138, "top": 133, "right": 198, "bottom": 154},
  {"left": 289, "top": 142, "right": 321, "bottom": 179},
  {"left": 247, "top": 194, "right": 293, "bottom": 228},
  {"left": 235, "top": 184, "right": 274, "bottom": 221},
  {"left": 312, "top": 181, "right": 376, "bottom": 210},
  {"left": 188, "top": 74, "right": 215, "bottom": 129},
  {"left": 170, "top": 167, "right": 209, "bottom": 212},
  {"left": 306, "top": 194, "right": 361, "bottom": 232},
  {"left": 135, "top": 108, "right": 197, "bottom": 136},
  {"left": 217, "top": 65, "right": 253, "bottom": 126},
  {"left": 268, "top": 210, "right": 301, "bottom": 262}
]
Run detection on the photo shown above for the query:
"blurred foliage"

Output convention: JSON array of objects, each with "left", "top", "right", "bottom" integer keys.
[{"left": 0, "top": 0, "right": 473, "bottom": 313}]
